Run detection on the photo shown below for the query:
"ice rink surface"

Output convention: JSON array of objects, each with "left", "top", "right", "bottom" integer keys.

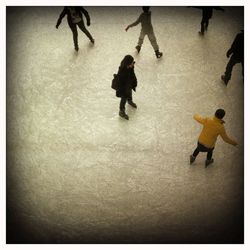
[{"left": 6, "top": 6, "right": 244, "bottom": 243}]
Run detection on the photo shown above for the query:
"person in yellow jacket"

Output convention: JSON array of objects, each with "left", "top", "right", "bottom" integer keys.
[{"left": 190, "top": 109, "right": 238, "bottom": 167}]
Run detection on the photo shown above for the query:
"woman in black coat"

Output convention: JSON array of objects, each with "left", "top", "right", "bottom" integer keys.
[
  {"left": 56, "top": 6, "right": 95, "bottom": 51},
  {"left": 116, "top": 55, "right": 137, "bottom": 120}
]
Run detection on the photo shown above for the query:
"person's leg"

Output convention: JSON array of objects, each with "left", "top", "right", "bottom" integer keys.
[
  {"left": 137, "top": 29, "right": 146, "bottom": 47},
  {"left": 119, "top": 97, "right": 126, "bottom": 111},
  {"left": 200, "top": 17, "right": 206, "bottom": 34},
  {"left": 69, "top": 23, "right": 78, "bottom": 50},
  {"left": 119, "top": 97, "right": 129, "bottom": 120},
  {"left": 192, "top": 147, "right": 200, "bottom": 158},
  {"left": 205, "top": 148, "right": 214, "bottom": 167},
  {"left": 77, "top": 21, "right": 94, "bottom": 43},
  {"left": 147, "top": 30, "right": 159, "bottom": 51},
  {"left": 221, "top": 56, "right": 239, "bottom": 85},
  {"left": 190, "top": 143, "right": 201, "bottom": 164},
  {"left": 206, "top": 148, "right": 214, "bottom": 160},
  {"left": 127, "top": 90, "right": 137, "bottom": 108},
  {"left": 147, "top": 30, "right": 163, "bottom": 58},
  {"left": 205, "top": 19, "right": 209, "bottom": 31}
]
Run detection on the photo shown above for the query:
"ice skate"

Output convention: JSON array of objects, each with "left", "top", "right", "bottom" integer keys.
[
  {"left": 155, "top": 50, "right": 163, "bottom": 58},
  {"left": 205, "top": 159, "right": 214, "bottom": 167},
  {"left": 190, "top": 155, "right": 196, "bottom": 164},
  {"left": 119, "top": 110, "right": 129, "bottom": 120},
  {"left": 135, "top": 45, "right": 141, "bottom": 53},
  {"left": 128, "top": 100, "right": 137, "bottom": 108}
]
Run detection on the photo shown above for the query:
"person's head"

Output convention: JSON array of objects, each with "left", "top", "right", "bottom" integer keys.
[
  {"left": 142, "top": 6, "right": 150, "bottom": 13},
  {"left": 215, "top": 109, "right": 225, "bottom": 119},
  {"left": 120, "top": 55, "right": 135, "bottom": 68}
]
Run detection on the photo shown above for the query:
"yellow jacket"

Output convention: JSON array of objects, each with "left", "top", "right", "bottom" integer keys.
[{"left": 194, "top": 114, "right": 237, "bottom": 148}]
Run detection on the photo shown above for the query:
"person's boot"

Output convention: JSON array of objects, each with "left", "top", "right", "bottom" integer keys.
[
  {"left": 119, "top": 110, "right": 129, "bottom": 120},
  {"left": 190, "top": 155, "right": 196, "bottom": 164},
  {"left": 199, "top": 31, "right": 204, "bottom": 36},
  {"left": 90, "top": 38, "right": 95, "bottom": 44},
  {"left": 75, "top": 45, "right": 79, "bottom": 51},
  {"left": 135, "top": 45, "right": 141, "bottom": 53},
  {"left": 205, "top": 158, "right": 214, "bottom": 167},
  {"left": 155, "top": 50, "right": 163, "bottom": 58},
  {"left": 128, "top": 100, "right": 137, "bottom": 108},
  {"left": 221, "top": 75, "right": 229, "bottom": 85}
]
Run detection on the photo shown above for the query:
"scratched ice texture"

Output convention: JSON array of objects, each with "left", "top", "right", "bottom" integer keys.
[{"left": 7, "top": 7, "right": 244, "bottom": 243}]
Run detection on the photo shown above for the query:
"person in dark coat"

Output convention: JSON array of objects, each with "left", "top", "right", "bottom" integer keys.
[
  {"left": 56, "top": 6, "right": 95, "bottom": 51},
  {"left": 221, "top": 30, "right": 244, "bottom": 85},
  {"left": 116, "top": 55, "right": 137, "bottom": 120},
  {"left": 190, "top": 7, "right": 224, "bottom": 35}
]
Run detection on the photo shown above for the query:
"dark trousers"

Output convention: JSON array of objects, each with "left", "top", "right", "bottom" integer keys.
[
  {"left": 201, "top": 18, "right": 209, "bottom": 33},
  {"left": 119, "top": 92, "right": 132, "bottom": 111},
  {"left": 224, "top": 55, "right": 244, "bottom": 83},
  {"left": 69, "top": 21, "right": 94, "bottom": 49},
  {"left": 192, "top": 142, "right": 214, "bottom": 160}
]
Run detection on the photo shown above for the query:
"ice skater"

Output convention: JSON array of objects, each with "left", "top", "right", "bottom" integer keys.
[
  {"left": 190, "top": 7, "right": 224, "bottom": 35},
  {"left": 56, "top": 6, "right": 95, "bottom": 51},
  {"left": 125, "top": 6, "right": 163, "bottom": 59},
  {"left": 221, "top": 30, "right": 244, "bottom": 85},
  {"left": 190, "top": 109, "right": 237, "bottom": 167},
  {"left": 115, "top": 55, "right": 137, "bottom": 120}
]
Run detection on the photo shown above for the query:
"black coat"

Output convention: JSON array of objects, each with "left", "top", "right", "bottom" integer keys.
[
  {"left": 116, "top": 66, "right": 137, "bottom": 98},
  {"left": 56, "top": 7, "right": 90, "bottom": 28},
  {"left": 227, "top": 32, "right": 244, "bottom": 61}
]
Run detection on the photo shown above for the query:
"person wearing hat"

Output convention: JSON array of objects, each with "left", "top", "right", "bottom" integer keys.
[
  {"left": 221, "top": 30, "right": 244, "bottom": 85},
  {"left": 115, "top": 55, "right": 137, "bottom": 120},
  {"left": 56, "top": 6, "right": 95, "bottom": 51},
  {"left": 190, "top": 109, "right": 237, "bottom": 167},
  {"left": 125, "top": 6, "right": 163, "bottom": 59}
]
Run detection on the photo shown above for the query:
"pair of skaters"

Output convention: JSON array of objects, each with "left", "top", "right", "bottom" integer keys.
[
  {"left": 190, "top": 7, "right": 244, "bottom": 85},
  {"left": 56, "top": 6, "right": 163, "bottom": 58}
]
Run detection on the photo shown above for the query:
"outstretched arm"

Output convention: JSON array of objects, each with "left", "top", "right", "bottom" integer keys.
[
  {"left": 80, "top": 7, "right": 91, "bottom": 26},
  {"left": 125, "top": 15, "right": 142, "bottom": 31},
  {"left": 220, "top": 127, "right": 237, "bottom": 146},
  {"left": 56, "top": 7, "right": 67, "bottom": 28},
  {"left": 194, "top": 114, "right": 206, "bottom": 125}
]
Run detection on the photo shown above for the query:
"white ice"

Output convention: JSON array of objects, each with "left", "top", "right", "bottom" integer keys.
[{"left": 7, "top": 7, "right": 244, "bottom": 243}]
